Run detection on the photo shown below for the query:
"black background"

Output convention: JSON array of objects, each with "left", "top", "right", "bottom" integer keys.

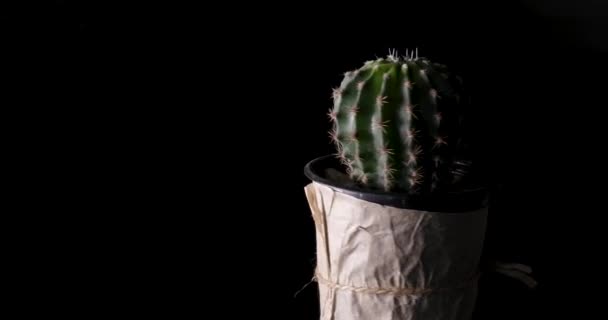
[{"left": 17, "top": 0, "right": 607, "bottom": 318}]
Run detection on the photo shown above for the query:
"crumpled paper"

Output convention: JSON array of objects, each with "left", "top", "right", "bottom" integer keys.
[{"left": 305, "top": 182, "right": 489, "bottom": 320}]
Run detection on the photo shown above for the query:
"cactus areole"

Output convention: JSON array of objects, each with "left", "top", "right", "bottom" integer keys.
[{"left": 317, "top": 52, "right": 486, "bottom": 208}]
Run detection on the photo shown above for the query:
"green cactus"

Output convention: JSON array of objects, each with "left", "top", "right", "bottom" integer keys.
[{"left": 329, "top": 50, "right": 470, "bottom": 194}]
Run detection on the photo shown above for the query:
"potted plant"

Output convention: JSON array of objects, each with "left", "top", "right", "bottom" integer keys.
[{"left": 303, "top": 50, "right": 492, "bottom": 320}]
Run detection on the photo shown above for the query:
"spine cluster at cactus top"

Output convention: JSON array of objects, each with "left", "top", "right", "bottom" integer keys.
[{"left": 329, "top": 51, "right": 469, "bottom": 194}]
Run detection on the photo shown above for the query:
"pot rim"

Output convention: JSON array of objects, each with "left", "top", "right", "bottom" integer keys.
[{"left": 304, "top": 154, "right": 490, "bottom": 212}]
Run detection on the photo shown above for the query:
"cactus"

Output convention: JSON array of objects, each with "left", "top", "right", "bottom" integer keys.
[{"left": 329, "top": 50, "right": 471, "bottom": 195}]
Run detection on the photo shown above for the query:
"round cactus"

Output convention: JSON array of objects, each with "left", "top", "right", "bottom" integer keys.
[{"left": 329, "top": 50, "right": 472, "bottom": 194}]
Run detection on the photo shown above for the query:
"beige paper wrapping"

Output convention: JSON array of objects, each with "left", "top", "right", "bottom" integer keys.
[{"left": 305, "top": 182, "right": 488, "bottom": 320}]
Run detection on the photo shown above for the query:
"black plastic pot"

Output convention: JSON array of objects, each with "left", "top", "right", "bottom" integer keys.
[{"left": 304, "top": 154, "right": 490, "bottom": 213}]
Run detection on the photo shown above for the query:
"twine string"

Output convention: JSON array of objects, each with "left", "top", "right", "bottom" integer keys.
[{"left": 314, "top": 268, "right": 480, "bottom": 296}]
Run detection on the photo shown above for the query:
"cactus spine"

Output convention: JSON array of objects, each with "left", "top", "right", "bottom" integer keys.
[{"left": 329, "top": 51, "right": 469, "bottom": 194}]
